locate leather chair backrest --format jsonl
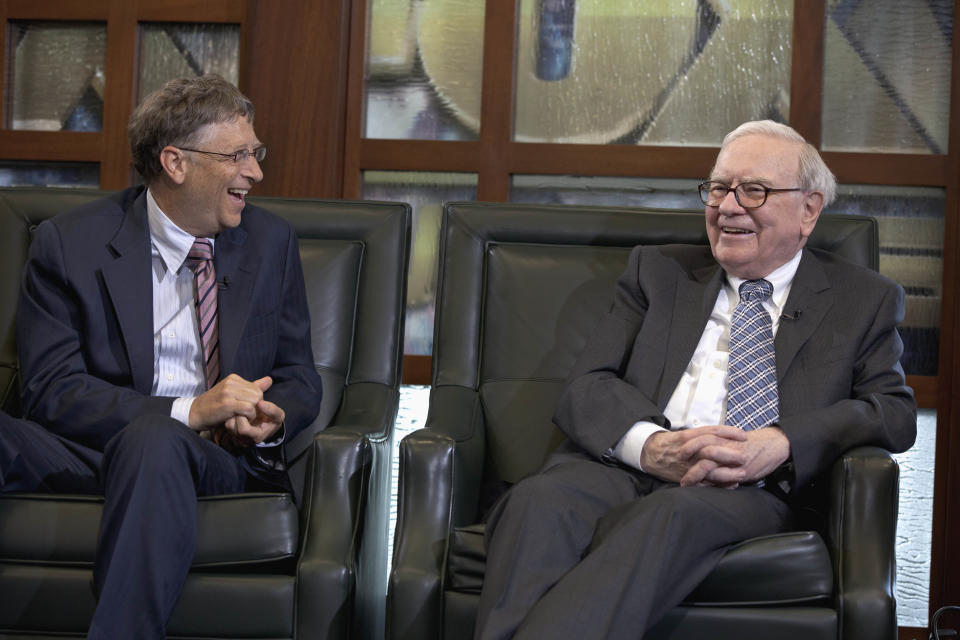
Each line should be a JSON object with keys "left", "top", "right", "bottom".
{"left": 0, "top": 189, "right": 77, "bottom": 416}
{"left": 0, "top": 187, "right": 409, "bottom": 462}
{"left": 246, "top": 195, "right": 409, "bottom": 459}
{"left": 433, "top": 201, "right": 878, "bottom": 490}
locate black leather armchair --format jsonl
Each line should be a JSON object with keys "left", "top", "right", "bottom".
{"left": 388, "top": 201, "right": 900, "bottom": 640}
{"left": 0, "top": 187, "right": 410, "bottom": 640}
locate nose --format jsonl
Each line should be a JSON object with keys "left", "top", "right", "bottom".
{"left": 718, "top": 187, "right": 745, "bottom": 215}
{"left": 243, "top": 155, "right": 263, "bottom": 183}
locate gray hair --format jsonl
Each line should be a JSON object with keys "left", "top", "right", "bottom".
{"left": 720, "top": 120, "right": 837, "bottom": 206}
{"left": 128, "top": 74, "right": 255, "bottom": 183}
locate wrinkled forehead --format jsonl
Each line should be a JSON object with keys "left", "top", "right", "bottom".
{"left": 710, "top": 134, "right": 801, "bottom": 184}
{"left": 191, "top": 115, "right": 258, "bottom": 147}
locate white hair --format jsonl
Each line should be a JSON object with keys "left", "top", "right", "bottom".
{"left": 720, "top": 120, "right": 837, "bottom": 206}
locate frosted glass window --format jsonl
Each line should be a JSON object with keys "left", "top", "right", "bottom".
{"left": 138, "top": 23, "right": 240, "bottom": 103}
{"left": 511, "top": 175, "right": 703, "bottom": 208}
{"left": 361, "top": 171, "right": 478, "bottom": 354}
{"left": 825, "top": 185, "right": 943, "bottom": 377}
{"left": 513, "top": 1, "right": 792, "bottom": 145}
{"left": 0, "top": 162, "right": 99, "bottom": 188}
{"left": 822, "top": 0, "right": 952, "bottom": 154}
{"left": 5, "top": 22, "right": 106, "bottom": 132}
{"left": 894, "top": 408, "right": 936, "bottom": 628}
{"left": 364, "top": 0, "right": 483, "bottom": 140}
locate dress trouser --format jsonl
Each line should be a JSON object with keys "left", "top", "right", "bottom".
{"left": 0, "top": 411, "right": 249, "bottom": 640}
{"left": 475, "top": 449, "right": 794, "bottom": 640}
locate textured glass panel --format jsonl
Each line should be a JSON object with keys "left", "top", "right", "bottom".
{"left": 365, "top": 0, "right": 483, "bottom": 140}
{"left": 822, "top": 0, "right": 952, "bottom": 154}
{"left": 513, "top": 1, "right": 792, "bottom": 145}
{"left": 825, "top": 185, "right": 943, "bottom": 376}
{"left": 0, "top": 161, "right": 99, "bottom": 188}
{"left": 361, "top": 171, "right": 478, "bottom": 354}
{"left": 138, "top": 23, "right": 240, "bottom": 102}
{"left": 511, "top": 175, "right": 703, "bottom": 208}
{"left": 894, "top": 408, "right": 935, "bottom": 627}
{"left": 6, "top": 22, "right": 106, "bottom": 131}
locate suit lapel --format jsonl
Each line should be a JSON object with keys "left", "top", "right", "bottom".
{"left": 101, "top": 192, "right": 154, "bottom": 395}
{"left": 775, "top": 249, "right": 833, "bottom": 382}
{"left": 214, "top": 221, "right": 260, "bottom": 377}
{"left": 657, "top": 263, "right": 724, "bottom": 407}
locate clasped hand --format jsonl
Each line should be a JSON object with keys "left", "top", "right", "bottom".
{"left": 639, "top": 425, "right": 790, "bottom": 488}
{"left": 188, "top": 374, "right": 285, "bottom": 449}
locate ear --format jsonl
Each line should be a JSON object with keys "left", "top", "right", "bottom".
{"left": 800, "top": 191, "right": 824, "bottom": 237}
{"left": 159, "top": 146, "right": 188, "bottom": 185}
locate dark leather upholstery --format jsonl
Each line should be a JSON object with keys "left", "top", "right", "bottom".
{"left": 0, "top": 187, "right": 410, "bottom": 640}
{"left": 388, "top": 201, "right": 900, "bottom": 640}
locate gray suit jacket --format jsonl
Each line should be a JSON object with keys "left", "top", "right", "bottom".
{"left": 553, "top": 243, "right": 917, "bottom": 489}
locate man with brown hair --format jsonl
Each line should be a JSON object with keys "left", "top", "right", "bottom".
{"left": 0, "top": 74, "right": 322, "bottom": 638}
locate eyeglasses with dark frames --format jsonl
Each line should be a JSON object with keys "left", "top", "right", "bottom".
{"left": 698, "top": 180, "right": 804, "bottom": 209}
{"left": 178, "top": 145, "right": 267, "bottom": 164}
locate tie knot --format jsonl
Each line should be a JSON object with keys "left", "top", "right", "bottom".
{"left": 187, "top": 238, "right": 213, "bottom": 267}
{"left": 739, "top": 279, "right": 772, "bottom": 303}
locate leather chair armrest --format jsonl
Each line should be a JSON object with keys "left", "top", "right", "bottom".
{"left": 296, "top": 382, "right": 399, "bottom": 639}
{"left": 422, "top": 385, "right": 486, "bottom": 525}
{"left": 390, "top": 430, "right": 456, "bottom": 640}
{"left": 296, "top": 429, "right": 370, "bottom": 638}
{"left": 329, "top": 382, "right": 400, "bottom": 640}
{"left": 826, "top": 446, "right": 899, "bottom": 640}
{"left": 389, "top": 385, "right": 485, "bottom": 640}
{"left": 329, "top": 381, "right": 400, "bottom": 443}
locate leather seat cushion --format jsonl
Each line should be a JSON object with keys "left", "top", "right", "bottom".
{"left": 446, "top": 523, "right": 833, "bottom": 605}
{"left": 0, "top": 564, "right": 295, "bottom": 636}
{"left": 0, "top": 492, "right": 298, "bottom": 567}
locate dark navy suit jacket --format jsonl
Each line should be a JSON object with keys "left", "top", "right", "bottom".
{"left": 16, "top": 186, "right": 322, "bottom": 463}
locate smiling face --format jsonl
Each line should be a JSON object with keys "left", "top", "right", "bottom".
{"left": 164, "top": 116, "right": 263, "bottom": 237}
{"left": 706, "top": 134, "right": 822, "bottom": 280}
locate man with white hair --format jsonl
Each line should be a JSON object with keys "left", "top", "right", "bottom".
{"left": 475, "top": 120, "right": 917, "bottom": 639}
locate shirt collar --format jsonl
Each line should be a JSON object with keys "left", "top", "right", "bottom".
{"left": 146, "top": 188, "right": 215, "bottom": 273}
{"left": 725, "top": 249, "right": 803, "bottom": 312}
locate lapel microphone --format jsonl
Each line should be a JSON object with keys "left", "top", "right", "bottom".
{"left": 217, "top": 276, "right": 231, "bottom": 290}
{"left": 780, "top": 309, "right": 802, "bottom": 321}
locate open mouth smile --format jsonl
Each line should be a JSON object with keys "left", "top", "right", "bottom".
{"left": 227, "top": 188, "right": 248, "bottom": 204}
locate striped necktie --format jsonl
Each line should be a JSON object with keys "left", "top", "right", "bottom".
{"left": 186, "top": 238, "right": 220, "bottom": 390}
{"left": 726, "top": 279, "right": 779, "bottom": 431}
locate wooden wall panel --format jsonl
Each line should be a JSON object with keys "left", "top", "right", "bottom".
{"left": 99, "top": 0, "right": 138, "bottom": 190}
{"left": 243, "top": 0, "right": 352, "bottom": 198}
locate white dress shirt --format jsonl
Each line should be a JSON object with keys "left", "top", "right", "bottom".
{"left": 146, "top": 189, "right": 210, "bottom": 427}
{"left": 614, "top": 251, "right": 803, "bottom": 471}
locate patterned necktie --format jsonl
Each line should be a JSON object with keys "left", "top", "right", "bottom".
{"left": 726, "top": 279, "right": 778, "bottom": 431}
{"left": 185, "top": 238, "right": 220, "bottom": 390}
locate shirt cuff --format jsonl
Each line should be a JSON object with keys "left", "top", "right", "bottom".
{"left": 256, "top": 423, "right": 285, "bottom": 448}
{"left": 614, "top": 421, "right": 667, "bottom": 472}
{"left": 172, "top": 396, "right": 195, "bottom": 428}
